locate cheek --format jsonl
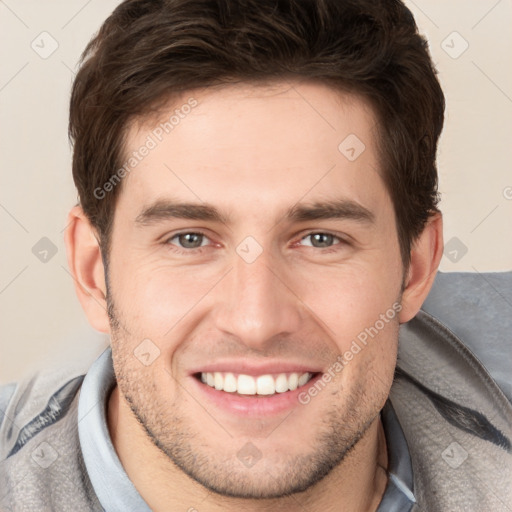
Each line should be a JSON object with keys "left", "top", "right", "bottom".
{"left": 112, "top": 261, "right": 220, "bottom": 340}
{"left": 293, "top": 262, "right": 402, "bottom": 350}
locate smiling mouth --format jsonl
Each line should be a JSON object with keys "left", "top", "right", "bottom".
{"left": 194, "top": 371, "right": 320, "bottom": 396}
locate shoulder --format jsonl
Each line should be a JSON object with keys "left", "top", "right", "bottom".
{"left": 0, "top": 365, "right": 85, "bottom": 462}
{"left": 393, "top": 272, "right": 512, "bottom": 509}
{"left": 420, "top": 271, "right": 512, "bottom": 403}
{"left": 0, "top": 368, "right": 105, "bottom": 511}
{"left": 0, "top": 347, "right": 108, "bottom": 511}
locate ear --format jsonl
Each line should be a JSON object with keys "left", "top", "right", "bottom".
{"left": 64, "top": 205, "right": 110, "bottom": 333}
{"left": 399, "top": 212, "right": 443, "bottom": 323}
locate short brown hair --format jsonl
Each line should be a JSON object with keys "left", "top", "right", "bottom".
{"left": 69, "top": 0, "right": 444, "bottom": 268}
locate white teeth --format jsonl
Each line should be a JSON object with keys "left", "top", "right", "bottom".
{"left": 200, "top": 371, "right": 314, "bottom": 395}
{"left": 223, "top": 372, "right": 237, "bottom": 392}
{"left": 256, "top": 375, "right": 275, "bottom": 395}
{"left": 275, "top": 373, "right": 288, "bottom": 393}
{"left": 288, "top": 373, "right": 299, "bottom": 391}
{"left": 298, "top": 372, "right": 310, "bottom": 387}
{"left": 237, "top": 374, "right": 256, "bottom": 394}
{"left": 214, "top": 372, "right": 223, "bottom": 390}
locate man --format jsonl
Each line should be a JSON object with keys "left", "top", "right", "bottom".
{"left": 1, "top": 0, "right": 511, "bottom": 511}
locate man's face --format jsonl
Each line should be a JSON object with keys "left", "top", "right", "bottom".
{"left": 106, "top": 81, "right": 404, "bottom": 498}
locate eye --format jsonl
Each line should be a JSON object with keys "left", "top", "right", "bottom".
{"left": 299, "top": 232, "right": 342, "bottom": 248}
{"left": 167, "top": 232, "right": 210, "bottom": 249}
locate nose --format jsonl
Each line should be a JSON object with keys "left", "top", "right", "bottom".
{"left": 212, "top": 245, "right": 303, "bottom": 351}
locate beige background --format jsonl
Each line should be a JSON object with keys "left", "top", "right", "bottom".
{"left": 1, "top": 0, "right": 511, "bottom": 384}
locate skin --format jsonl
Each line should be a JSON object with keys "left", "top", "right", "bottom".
{"left": 65, "top": 81, "right": 443, "bottom": 512}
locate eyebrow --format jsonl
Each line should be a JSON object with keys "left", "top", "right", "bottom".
{"left": 286, "top": 200, "right": 375, "bottom": 224}
{"left": 135, "top": 200, "right": 228, "bottom": 226}
{"left": 134, "top": 198, "right": 375, "bottom": 227}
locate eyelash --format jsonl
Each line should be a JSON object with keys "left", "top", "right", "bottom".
{"left": 163, "top": 231, "right": 349, "bottom": 254}
{"left": 164, "top": 231, "right": 212, "bottom": 254}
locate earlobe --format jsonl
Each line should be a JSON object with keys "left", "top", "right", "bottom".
{"left": 399, "top": 213, "right": 444, "bottom": 324}
{"left": 64, "top": 205, "right": 110, "bottom": 333}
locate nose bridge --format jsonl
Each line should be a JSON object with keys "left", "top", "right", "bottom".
{"left": 214, "top": 245, "right": 301, "bottom": 348}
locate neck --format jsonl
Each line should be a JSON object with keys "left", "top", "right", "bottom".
{"left": 108, "top": 385, "right": 389, "bottom": 512}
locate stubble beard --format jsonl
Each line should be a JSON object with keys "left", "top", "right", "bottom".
{"left": 106, "top": 294, "right": 390, "bottom": 500}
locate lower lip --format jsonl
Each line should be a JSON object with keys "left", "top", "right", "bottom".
{"left": 190, "top": 373, "right": 322, "bottom": 416}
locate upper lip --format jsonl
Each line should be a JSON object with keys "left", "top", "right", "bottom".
{"left": 189, "top": 360, "right": 323, "bottom": 377}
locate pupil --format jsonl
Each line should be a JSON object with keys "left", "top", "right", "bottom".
{"left": 312, "top": 233, "right": 333, "bottom": 248}
{"left": 180, "top": 233, "right": 202, "bottom": 248}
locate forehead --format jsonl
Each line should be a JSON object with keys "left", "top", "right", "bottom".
{"left": 117, "top": 81, "right": 388, "bottom": 221}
